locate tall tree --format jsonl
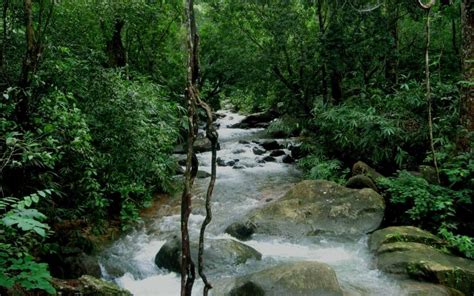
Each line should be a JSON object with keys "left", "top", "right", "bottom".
{"left": 461, "top": 0, "right": 473, "bottom": 137}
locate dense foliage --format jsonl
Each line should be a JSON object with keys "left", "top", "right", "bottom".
{"left": 0, "top": 0, "right": 472, "bottom": 293}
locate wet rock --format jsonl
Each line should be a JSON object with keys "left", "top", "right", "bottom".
{"left": 53, "top": 275, "right": 131, "bottom": 296}
{"left": 346, "top": 174, "right": 378, "bottom": 192}
{"left": 282, "top": 155, "right": 295, "bottom": 164}
{"left": 401, "top": 280, "right": 464, "bottom": 296}
{"left": 217, "top": 157, "right": 227, "bottom": 166}
{"left": 233, "top": 164, "right": 246, "bottom": 169}
{"left": 269, "top": 150, "right": 285, "bottom": 157}
{"left": 352, "top": 161, "right": 383, "bottom": 181}
{"left": 213, "top": 261, "right": 344, "bottom": 296}
{"left": 230, "top": 111, "right": 278, "bottom": 129}
{"left": 196, "top": 170, "right": 211, "bottom": 178}
{"left": 239, "top": 140, "right": 251, "bottom": 145}
{"left": 289, "top": 144, "right": 304, "bottom": 159}
{"left": 155, "top": 237, "right": 262, "bottom": 273}
{"left": 368, "top": 226, "right": 444, "bottom": 252}
{"left": 225, "top": 221, "right": 257, "bottom": 241}
{"left": 370, "top": 226, "right": 474, "bottom": 295}
{"left": 240, "top": 180, "right": 385, "bottom": 238}
{"left": 260, "top": 140, "right": 283, "bottom": 151}
{"left": 252, "top": 147, "right": 266, "bottom": 155}
{"left": 256, "top": 158, "right": 266, "bottom": 164}
{"left": 214, "top": 112, "right": 226, "bottom": 120}
{"left": 263, "top": 156, "right": 276, "bottom": 162}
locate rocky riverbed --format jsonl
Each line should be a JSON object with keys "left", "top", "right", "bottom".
{"left": 95, "top": 109, "right": 473, "bottom": 296}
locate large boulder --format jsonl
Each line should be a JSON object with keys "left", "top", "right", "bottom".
{"left": 240, "top": 180, "right": 385, "bottom": 238}
{"left": 53, "top": 275, "right": 131, "bottom": 296}
{"left": 155, "top": 237, "right": 261, "bottom": 273}
{"left": 213, "top": 261, "right": 344, "bottom": 296}
{"left": 370, "top": 226, "right": 474, "bottom": 295}
{"left": 368, "top": 226, "right": 444, "bottom": 252}
{"left": 400, "top": 280, "right": 464, "bottom": 296}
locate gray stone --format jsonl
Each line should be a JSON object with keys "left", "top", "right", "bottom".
{"left": 225, "top": 221, "right": 257, "bottom": 241}
{"left": 53, "top": 275, "right": 132, "bottom": 296}
{"left": 370, "top": 226, "right": 474, "bottom": 295}
{"left": 155, "top": 237, "right": 262, "bottom": 273}
{"left": 241, "top": 180, "right": 385, "bottom": 238}
{"left": 213, "top": 261, "right": 344, "bottom": 296}
{"left": 346, "top": 174, "right": 378, "bottom": 192}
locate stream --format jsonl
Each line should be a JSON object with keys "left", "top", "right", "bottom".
{"left": 98, "top": 110, "right": 406, "bottom": 295}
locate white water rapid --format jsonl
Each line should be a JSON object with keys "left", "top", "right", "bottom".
{"left": 98, "top": 110, "right": 406, "bottom": 296}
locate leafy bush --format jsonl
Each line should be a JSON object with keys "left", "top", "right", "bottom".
{"left": 379, "top": 171, "right": 473, "bottom": 258}
{"left": 307, "top": 80, "right": 459, "bottom": 171}
{"left": 78, "top": 71, "right": 180, "bottom": 227}
{"left": 298, "top": 155, "right": 349, "bottom": 184}
{"left": 0, "top": 191, "right": 56, "bottom": 294}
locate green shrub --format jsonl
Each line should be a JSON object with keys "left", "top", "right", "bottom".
{"left": 379, "top": 171, "right": 473, "bottom": 258}
{"left": 0, "top": 191, "right": 56, "bottom": 294}
{"left": 298, "top": 155, "right": 349, "bottom": 184}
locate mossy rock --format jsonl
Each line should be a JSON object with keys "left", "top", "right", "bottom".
{"left": 241, "top": 180, "right": 385, "bottom": 238}
{"left": 400, "top": 280, "right": 464, "bottom": 296}
{"left": 351, "top": 161, "right": 383, "bottom": 181}
{"left": 53, "top": 275, "right": 131, "bottom": 296}
{"left": 155, "top": 237, "right": 261, "bottom": 273}
{"left": 368, "top": 226, "right": 444, "bottom": 252}
{"left": 213, "top": 261, "right": 344, "bottom": 296}
{"left": 373, "top": 241, "right": 474, "bottom": 294}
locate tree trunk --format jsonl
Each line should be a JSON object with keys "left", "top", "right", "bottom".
{"left": 106, "top": 19, "right": 127, "bottom": 68}
{"left": 385, "top": 1, "right": 399, "bottom": 86}
{"left": 461, "top": 0, "right": 474, "bottom": 136}
{"left": 330, "top": 71, "right": 342, "bottom": 104}
{"left": 15, "top": 0, "right": 36, "bottom": 125}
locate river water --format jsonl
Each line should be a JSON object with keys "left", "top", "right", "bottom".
{"left": 98, "top": 110, "right": 405, "bottom": 295}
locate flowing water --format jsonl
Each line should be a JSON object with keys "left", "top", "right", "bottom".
{"left": 98, "top": 110, "right": 406, "bottom": 295}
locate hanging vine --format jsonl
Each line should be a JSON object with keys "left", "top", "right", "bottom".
{"left": 182, "top": 0, "right": 218, "bottom": 295}
{"left": 417, "top": 0, "right": 441, "bottom": 183}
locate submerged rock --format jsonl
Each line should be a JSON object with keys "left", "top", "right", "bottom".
{"left": 53, "top": 275, "right": 132, "bottom": 296}
{"left": 154, "top": 237, "right": 261, "bottom": 273}
{"left": 370, "top": 226, "right": 474, "bottom": 295}
{"left": 213, "top": 261, "right": 344, "bottom": 296}
{"left": 239, "top": 180, "right": 385, "bottom": 238}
